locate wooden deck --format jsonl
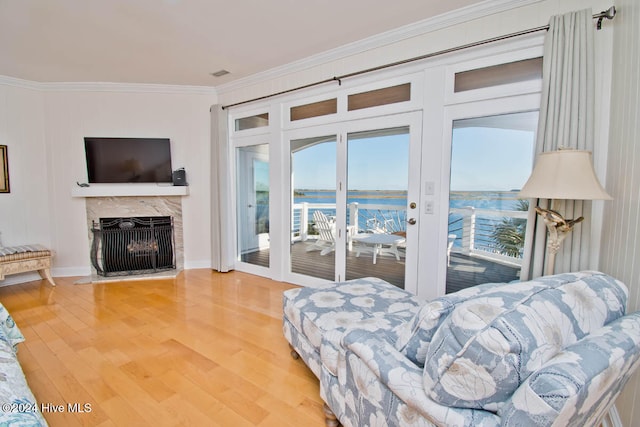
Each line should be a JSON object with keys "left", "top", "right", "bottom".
{"left": 445, "top": 252, "right": 520, "bottom": 293}
{"left": 241, "top": 241, "right": 520, "bottom": 293}
{"left": 242, "top": 241, "right": 406, "bottom": 288}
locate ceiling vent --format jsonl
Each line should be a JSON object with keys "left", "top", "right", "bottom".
{"left": 210, "top": 69, "right": 230, "bottom": 77}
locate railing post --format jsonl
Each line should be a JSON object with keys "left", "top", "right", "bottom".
{"left": 468, "top": 207, "right": 476, "bottom": 254}
{"left": 461, "top": 207, "right": 475, "bottom": 255}
{"left": 300, "top": 203, "right": 309, "bottom": 241}
{"left": 349, "top": 202, "right": 359, "bottom": 232}
{"left": 348, "top": 202, "right": 359, "bottom": 251}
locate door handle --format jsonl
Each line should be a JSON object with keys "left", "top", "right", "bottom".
{"left": 407, "top": 218, "right": 416, "bottom": 225}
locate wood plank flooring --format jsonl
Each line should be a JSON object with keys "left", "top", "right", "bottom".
{"left": 0, "top": 270, "right": 324, "bottom": 427}
{"left": 242, "top": 242, "right": 521, "bottom": 293}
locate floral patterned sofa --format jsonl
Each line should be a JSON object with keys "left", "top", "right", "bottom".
{"left": 0, "top": 303, "right": 48, "bottom": 426}
{"left": 283, "top": 271, "right": 640, "bottom": 426}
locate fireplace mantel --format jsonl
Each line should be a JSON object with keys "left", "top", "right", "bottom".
{"left": 72, "top": 183, "right": 189, "bottom": 198}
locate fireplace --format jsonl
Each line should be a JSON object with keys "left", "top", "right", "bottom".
{"left": 81, "top": 195, "right": 185, "bottom": 280}
{"left": 90, "top": 216, "right": 176, "bottom": 276}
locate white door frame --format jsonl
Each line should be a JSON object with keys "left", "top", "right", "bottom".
{"left": 428, "top": 93, "right": 541, "bottom": 299}
{"left": 282, "top": 111, "right": 423, "bottom": 290}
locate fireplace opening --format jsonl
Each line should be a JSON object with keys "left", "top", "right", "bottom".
{"left": 90, "top": 216, "right": 175, "bottom": 276}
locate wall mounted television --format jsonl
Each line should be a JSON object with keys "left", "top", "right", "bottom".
{"left": 84, "top": 137, "right": 173, "bottom": 184}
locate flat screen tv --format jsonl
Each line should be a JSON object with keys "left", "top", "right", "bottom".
{"left": 84, "top": 137, "right": 173, "bottom": 184}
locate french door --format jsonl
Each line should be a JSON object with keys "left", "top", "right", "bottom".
{"left": 236, "top": 143, "right": 270, "bottom": 266}
{"left": 285, "top": 112, "right": 422, "bottom": 290}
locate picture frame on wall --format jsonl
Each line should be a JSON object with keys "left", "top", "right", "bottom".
{"left": 0, "top": 145, "right": 9, "bottom": 193}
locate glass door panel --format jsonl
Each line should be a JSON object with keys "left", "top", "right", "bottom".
{"left": 290, "top": 135, "right": 337, "bottom": 280}
{"left": 447, "top": 111, "right": 537, "bottom": 293}
{"left": 236, "top": 144, "right": 270, "bottom": 266}
{"left": 346, "top": 127, "right": 410, "bottom": 288}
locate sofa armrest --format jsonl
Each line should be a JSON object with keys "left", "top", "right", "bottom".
{"left": 499, "top": 311, "right": 640, "bottom": 427}
{"left": 0, "top": 303, "right": 25, "bottom": 351}
{"left": 342, "top": 328, "right": 500, "bottom": 427}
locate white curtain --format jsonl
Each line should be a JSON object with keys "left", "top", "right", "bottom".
{"left": 529, "top": 8, "right": 595, "bottom": 277}
{"left": 210, "top": 105, "right": 235, "bottom": 272}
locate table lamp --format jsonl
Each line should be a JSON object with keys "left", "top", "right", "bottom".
{"left": 519, "top": 149, "right": 612, "bottom": 275}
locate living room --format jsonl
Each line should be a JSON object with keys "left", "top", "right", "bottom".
{"left": 1, "top": 0, "right": 639, "bottom": 425}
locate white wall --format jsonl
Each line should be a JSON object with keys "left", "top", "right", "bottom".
{"left": 0, "top": 82, "right": 50, "bottom": 249}
{"left": 218, "top": 0, "right": 613, "bottom": 106}
{"left": 0, "top": 80, "right": 217, "bottom": 280}
{"left": 600, "top": 0, "right": 640, "bottom": 424}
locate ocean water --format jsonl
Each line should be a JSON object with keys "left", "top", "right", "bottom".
{"left": 294, "top": 189, "right": 524, "bottom": 210}
{"left": 293, "top": 189, "right": 527, "bottom": 253}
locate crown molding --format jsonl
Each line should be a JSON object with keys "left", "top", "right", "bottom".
{"left": 217, "top": 0, "right": 544, "bottom": 95}
{"left": 41, "top": 81, "right": 217, "bottom": 95}
{"left": 0, "top": 75, "right": 217, "bottom": 96}
{"left": 0, "top": 75, "right": 42, "bottom": 90}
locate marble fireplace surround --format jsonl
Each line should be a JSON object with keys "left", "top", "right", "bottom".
{"left": 74, "top": 185, "right": 188, "bottom": 281}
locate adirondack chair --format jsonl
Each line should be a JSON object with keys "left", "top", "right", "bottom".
{"left": 306, "top": 211, "right": 336, "bottom": 255}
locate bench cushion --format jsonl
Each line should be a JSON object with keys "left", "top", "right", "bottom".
{"left": 0, "top": 245, "right": 51, "bottom": 261}
{"left": 283, "top": 277, "right": 422, "bottom": 377}
{"left": 423, "top": 271, "right": 628, "bottom": 412}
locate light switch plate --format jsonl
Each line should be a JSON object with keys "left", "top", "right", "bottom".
{"left": 425, "top": 200, "right": 435, "bottom": 214}
{"left": 425, "top": 181, "right": 435, "bottom": 196}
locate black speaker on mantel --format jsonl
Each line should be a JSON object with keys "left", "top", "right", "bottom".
{"left": 172, "top": 168, "right": 187, "bottom": 186}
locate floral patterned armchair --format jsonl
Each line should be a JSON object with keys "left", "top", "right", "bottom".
{"left": 283, "top": 271, "right": 640, "bottom": 426}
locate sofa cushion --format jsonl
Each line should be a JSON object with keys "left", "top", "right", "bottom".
{"left": 394, "top": 280, "right": 511, "bottom": 367}
{"left": 423, "top": 271, "right": 628, "bottom": 412}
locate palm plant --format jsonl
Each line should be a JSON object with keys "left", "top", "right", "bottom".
{"left": 491, "top": 199, "right": 529, "bottom": 258}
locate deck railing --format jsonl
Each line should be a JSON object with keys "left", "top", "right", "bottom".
{"left": 448, "top": 207, "right": 527, "bottom": 266}
{"left": 292, "top": 202, "right": 406, "bottom": 241}
{"left": 292, "top": 202, "right": 526, "bottom": 266}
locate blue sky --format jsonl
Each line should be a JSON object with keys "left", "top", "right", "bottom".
{"left": 450, "top": 127, "right": 535, "bottom": 191}
{"left": 293, "top": 134, "right": 409, "bottom": 191}
{"left": 291, "top": 126, "right": 535, "bottom": 192}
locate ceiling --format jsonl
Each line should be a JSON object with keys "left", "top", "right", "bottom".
{"left": 0, "top": 0, "right": 487, "bottom": 87}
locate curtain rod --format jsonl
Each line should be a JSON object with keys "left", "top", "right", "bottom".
{"left": 222, "top": 7, "right": 616, "bottom": 110}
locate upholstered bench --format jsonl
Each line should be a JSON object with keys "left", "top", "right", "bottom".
{"left": 0, "top": 245, "right": 56, "bottom": 286}
{"left": 283, "top": 277, "right": 423, "bottom": 379}
{"left": 282, "top": 277, "right": 424, "bottom": 425}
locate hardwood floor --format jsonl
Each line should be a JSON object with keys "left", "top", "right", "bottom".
{"left": 0, "top": 270, "right": 324, "bottom": 426}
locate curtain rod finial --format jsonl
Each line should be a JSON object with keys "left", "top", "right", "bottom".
{"left": 597, "top": 6, "right": 616, "bottom": 30}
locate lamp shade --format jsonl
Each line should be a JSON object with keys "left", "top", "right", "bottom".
{"left": 519, "top": 150, "right": 612, "bottom": 200}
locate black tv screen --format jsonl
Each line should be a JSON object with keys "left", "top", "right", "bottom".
{"left": 84, "top": 137, "right": 173, "bottom": 184}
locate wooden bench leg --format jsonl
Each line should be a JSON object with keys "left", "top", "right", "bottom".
{"left": 37, "top": 268, "right": 56, "bottom": 286}
{"left": 289, "top": 344, "right": 300, "bottom": 360}
{"left": 323, "top": 403, "right": 340, "bottom": 427}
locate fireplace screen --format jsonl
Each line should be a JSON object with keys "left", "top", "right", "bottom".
{"left": 90, "top": 216, "right": 175, "bottom": 276}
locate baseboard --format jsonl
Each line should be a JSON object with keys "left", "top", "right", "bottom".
{"left": 184, "top": 260, "right": 212, "bottom": 269}
{"left": 0, "top": 272, "right": 41, "bottom": 287}
{"left": 1, "top": 264, "right": 211, "bottom": 287}
{"left": 52, "top": 266, "right": 92, "bottom": 277}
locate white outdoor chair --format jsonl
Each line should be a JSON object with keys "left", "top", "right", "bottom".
{"left": 306, "top": 211, "right": 336, "bottom": 255}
